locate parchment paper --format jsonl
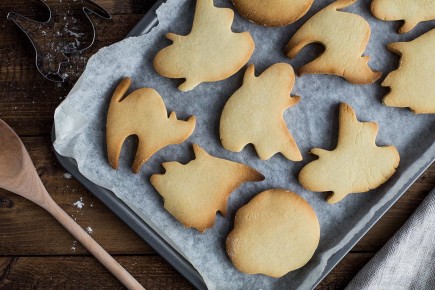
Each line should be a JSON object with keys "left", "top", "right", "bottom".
{"left": 53, "top": 0, "right": 435, "bottom": 289}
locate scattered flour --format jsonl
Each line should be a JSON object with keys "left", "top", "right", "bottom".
{"left": 71, "top": 240, "right": 77, "bottom": 252}
{"left": 85, "top": 226, "right": 93, "bottom": 234}
{"left": 73, "top": 197, "right": 84, "bottom": 209}
{"left": 63, "top": 172, "right": 72, "bottom": 179}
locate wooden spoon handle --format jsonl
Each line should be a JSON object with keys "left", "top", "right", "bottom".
{"left": 44, "top": 196, "right": 145, "bottom": 290}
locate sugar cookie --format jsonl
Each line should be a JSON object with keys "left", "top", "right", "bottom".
{"left": 371, "top": 0, "right": 435, "bottom": 33}
{"left": 106, "top": 78, "right": 196, "bottom": 173}
{"left": 150, "top": 144, "right": 264, "bottom": 232}
{"left": 285, "top": 0, "right": 381, "bottom": 84}
{"left": 153, "top": 0, "right": 254, "bottom": 92}
{"left": 226, "top": 189, "right": 320, "bottom": 277}
{"left": 299, "top": 103, "right": 400, "bottom": 204}
{"left": 231, "top": 0, "right": 314, "bottom": 26}
{"left": 220, "top": 63, "right": 302, "bottom": 161}
{"left": 382, "top": 29, "right": 435, "bottom": 114}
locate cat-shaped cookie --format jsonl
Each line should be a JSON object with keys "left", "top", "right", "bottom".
{"left": 106, "top": 78, "right": 196, "bottom": 173}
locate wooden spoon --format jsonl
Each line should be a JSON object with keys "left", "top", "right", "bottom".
{"left": 0, "top": 119, "right": 145, "bottom": 290}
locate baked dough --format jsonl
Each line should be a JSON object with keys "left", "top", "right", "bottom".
{"left": 382, "top": 29, "right": 435, "bottom": 114}
{"left": 150, "top": 144, "right": 264, "bottom": 232}
{"left": 153, "top": 0, "right": 254, "bottom": 92}
{"left": 371, "top": 0, "right": 435, "bottom": 33}
{"left": 299, "top": 103, "right": 400, "bottom": 204}
{"left": 231, "top": 0, "right": 314, "bottom": 26}
{"left": 285, "top": 0, "right": 381, "bottom": 84}
{"left": 226, "top": 189, "right": 320, "bottom": 277}
{"left": 220, "top": 63, "right": 302, "bottom": 161}
{"left": 106, "top": 78, "right": 195, "bottom": 173}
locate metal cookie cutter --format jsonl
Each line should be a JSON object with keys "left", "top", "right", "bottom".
{"left": 7, "top": 0, "right": 111, "bottom": 82}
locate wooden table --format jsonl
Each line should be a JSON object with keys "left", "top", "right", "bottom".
{"left": 0, "top": 1, "right": 433, "bottom": 289}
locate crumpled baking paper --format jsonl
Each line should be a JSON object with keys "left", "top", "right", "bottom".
{"left": 53, "top": 0, "right": 435, "bottom": 289}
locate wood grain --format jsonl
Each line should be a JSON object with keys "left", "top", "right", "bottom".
{"left": 0, "top": 253, "right": 374, "bottom": 289}
{"left": 0, "top": 0, "right": 434, "bottom": 289}
{"left": 0, "top": 255, "right": 193, "bottom": 289}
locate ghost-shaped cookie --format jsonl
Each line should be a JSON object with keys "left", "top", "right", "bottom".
{"left": 153, "top": 0, "right": 254, "bottom": 92}
{"left": 220, "top": 63, "right": 302, "bottom": 161}
{"left": 150, "top": 144, "right": 264, "bottom": 232}
{"left": 371, "top": 0, "right": 435, "bottom": 33}
{"left": 382, "top": 29, "right": 435, "bottom": 114}
{"left": 299, "top": 103, "right": 400, "bottom": 204}
{"left": 106, "top": 78, "right": 196, "bottom": 173}
{"left": 285, "top": 0, "right": 381, "bottom": 84}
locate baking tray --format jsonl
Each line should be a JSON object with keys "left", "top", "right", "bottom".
{"left": 52, "top": 1, "right": 434, "bottom": 289}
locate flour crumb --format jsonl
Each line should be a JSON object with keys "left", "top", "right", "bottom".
{"left": 63, "top": 172, "right": 72, "bottom": 179}
{"left": 73, "top": 197, "right": 84, "bottom": 209}
{"left": 71, "top": 240, "right": 77, "bottom": 252}
{"left": 85, "top": 226, "right": 93, "bottom": 234}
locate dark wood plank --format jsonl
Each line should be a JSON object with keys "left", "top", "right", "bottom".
{"left": 0, "top": 255, "right": 193, "bottom": 289}
{"left": 0, "top": 253, "right": 375, "bottom": 289}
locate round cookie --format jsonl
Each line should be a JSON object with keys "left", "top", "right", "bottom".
{"left": 231, "top": 0, "right": 314, "bottom": 26}
{"left": 226, "top": 189, "right": 320, "bottom": 277}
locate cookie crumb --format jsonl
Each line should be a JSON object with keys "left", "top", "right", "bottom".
{"left": 71, "top": 240, "right": 77, "bottom": 252}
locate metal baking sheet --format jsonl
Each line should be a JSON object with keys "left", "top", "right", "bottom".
{"left": 52, "top": 0, "right": 435, "bottom": 289}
